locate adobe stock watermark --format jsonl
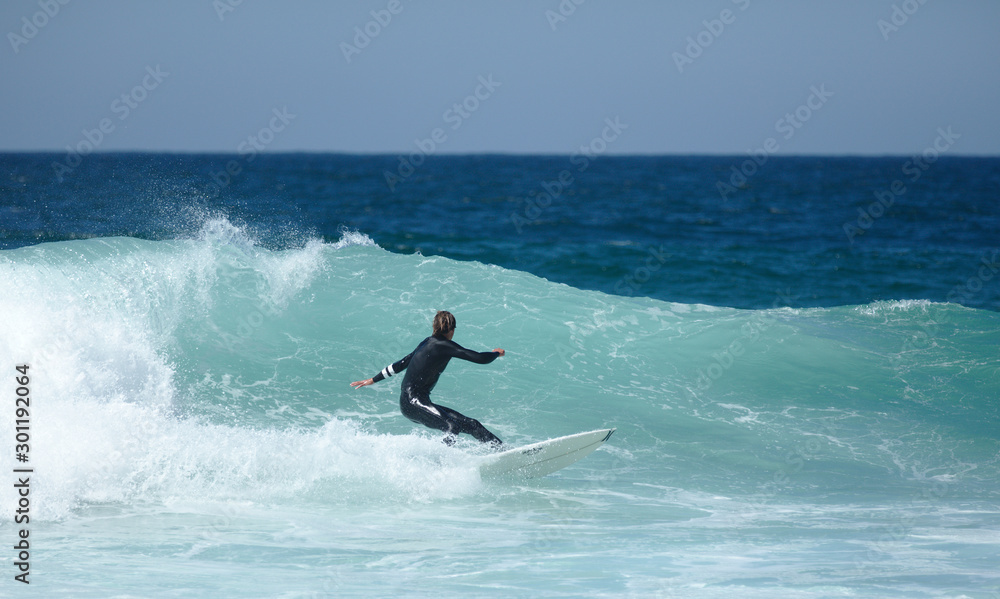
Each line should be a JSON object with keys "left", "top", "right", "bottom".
{"left": 509, "top": 116, "right": 627, "bottom": 233}
{"left": 738, "top": 418, "right": 840, "bottom": 526}
{"left": 852, "top": 461, "right": 961, "bottom": 574}
{"left": 614, "top": 245, "right": 668, "bottom": 297}
{"left": 716, "top": 84, "right": 833, "bottom": 200}
{"left": 204, "top": 106, "right": 296, "bottom": 196}
{"left": 212, "top": 0, "right": 246, "bottom": 22}
{"left": 946, "top": 249, "right": 999, "bottom": 306}
{"left": 692, "top": 288, "right": 798, "bottom": 396}
{"left": 843, "top": 126, "right": 959, "bottom": 244}
{"left": 672, "top": 0, "right": 751, "bottom": 74}
{"left": 877, "top": 0, "right": 932, "bottom": 41}
{"left": 517, "top": 450, "right": 624, "bottom": 566}
{"left": 544, "top": 0, "right": 587, "bottom": 31}
{"left": 51, "top": 65, "right": 170, "bottom": 182}
{"left": 383, "top": 74, "right": 501, "bottom": 192}
{"left": 7, "top": 0, "right": 71, "bottom": 55}
{"left": 340, "top": 0, "right": 404, "bottom": 63}
{"left": 890, "top": 249, "right": 999, "bottom": 372}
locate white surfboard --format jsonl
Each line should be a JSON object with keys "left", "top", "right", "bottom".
{"left": 478, "top": 428, "right": 615, "bottom": 479}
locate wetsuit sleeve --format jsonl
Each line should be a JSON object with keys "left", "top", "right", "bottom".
{"left": 446, "top": 341, "right": 500, "bottom": 364}
{"left": 371, "top": 352, "right": 412, "bottom": 383}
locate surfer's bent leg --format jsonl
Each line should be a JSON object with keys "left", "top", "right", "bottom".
{"left": 434, "top": 403, "right": 503, "bottom": 447}
{"left": 400, "top": 392, "right": 502, "bottom": 447}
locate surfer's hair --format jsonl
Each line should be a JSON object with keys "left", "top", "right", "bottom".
{"left": 433, "top": 310, "right": 456, "bottom": 337}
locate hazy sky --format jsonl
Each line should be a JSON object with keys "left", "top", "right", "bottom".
{"left": 3, "top": 0, "right": 998, "bottom": 155}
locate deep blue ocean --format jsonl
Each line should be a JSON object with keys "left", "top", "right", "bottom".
{"left": 1, "top": 153, "right": 998, "bottom": 598}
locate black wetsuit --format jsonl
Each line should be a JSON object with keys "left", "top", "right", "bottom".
{"left": 371, "top": 335, "right": 503, "bottom": 446}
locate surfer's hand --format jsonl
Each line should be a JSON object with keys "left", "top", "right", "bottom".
{"left": 351, "top": 378, "right": 374, "bottom": 389}
{"left": 493, "top": 348, "right": 505, "bottom": 357}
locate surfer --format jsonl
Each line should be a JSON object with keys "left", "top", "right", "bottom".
{"left": 351, "top": 311, "right": 505, "bottom": 448}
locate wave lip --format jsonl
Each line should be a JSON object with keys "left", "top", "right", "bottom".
{"left": 328, "top": 228, "right": 378, "bottom": 250}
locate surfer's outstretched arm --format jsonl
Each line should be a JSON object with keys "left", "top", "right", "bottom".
{"left": 351, "top": 352, "right": 413, "bottom": 389}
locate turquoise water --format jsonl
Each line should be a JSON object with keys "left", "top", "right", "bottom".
{"left": 1, "top": 221, "right": 997, "bottom": 597}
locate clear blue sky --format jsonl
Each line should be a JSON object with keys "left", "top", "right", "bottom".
{"left": 2, "top": 0, "right": 998, "bottom": 155}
